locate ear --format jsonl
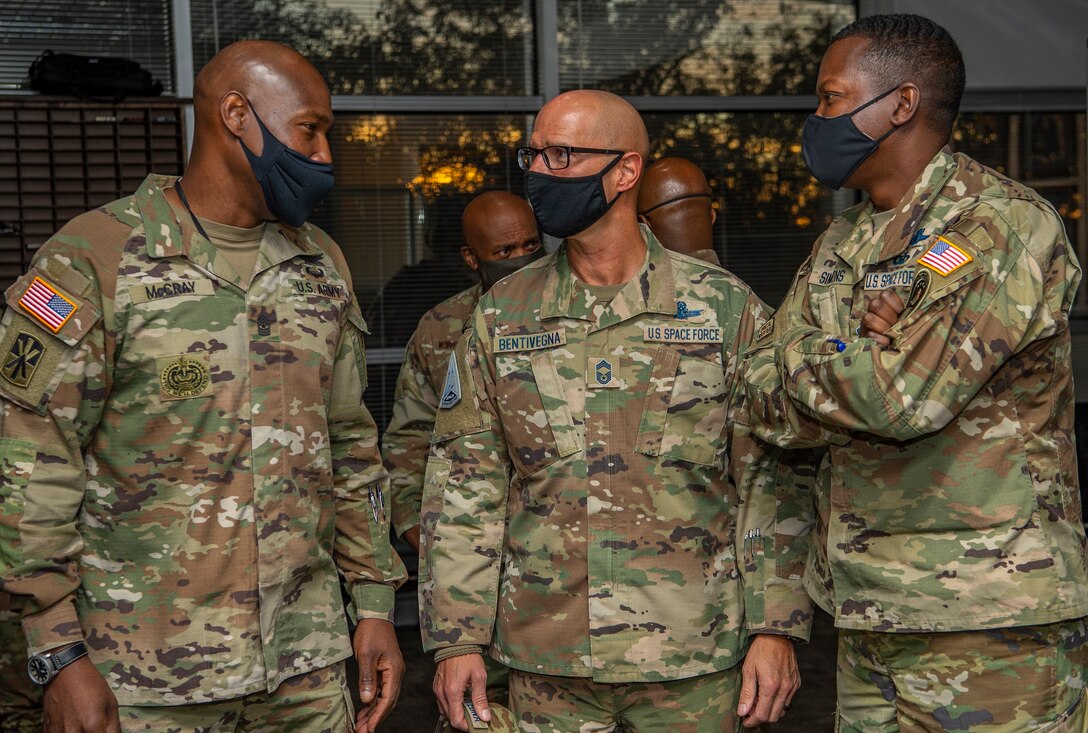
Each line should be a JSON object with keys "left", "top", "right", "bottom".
{"left": 613, "top": 152, "right": 643, "bottom": 193}
{"left": 890, "top": 84, "right": 920, "bottom": 126}
{"left": 461, "top": 245, "right": 479, "bottom": 271}
{"left": 221, "top": 91, "right": 250, "bottom": 140}
{"left": 710, "top": 207, "right": 717, "bottom": 226}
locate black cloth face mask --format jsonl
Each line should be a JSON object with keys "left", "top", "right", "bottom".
{"left": 801, "top": 85, "right": 900, "bottom": 190}
{"left": 525, "top": 154, "right": 624, "bottom": 239}
{"left": 476, "top": 247, "right": 546, "bottom": 291}
{"left": 239, "top": 102, "right": 335, "bottom": 227}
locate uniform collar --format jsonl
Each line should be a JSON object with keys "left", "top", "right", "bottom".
{"left": 134, "top": 174, "right": 322, "bottom": 286}
{"left": 833, "top": 148, "right": 957, "bottom": 267}
{"left": 539, "top": 224, "right": 676, "bottom": 325}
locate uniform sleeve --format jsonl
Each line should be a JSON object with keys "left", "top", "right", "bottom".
{"left": 382, "top": 326, "right": 439, "bottom": 538}
{"left": 331, "top": 300, "right": 407, "bottom": 623}
{"left": 419, "top": 304, "right": 509, "bottom": 653}
{"left": 774, "top": 202, "right": 1076, "bottom": 441}
{"left": 729, "top": 293, "right": 814, "bottom": 641}
{"left": 0, "top": 228, "right": 112, "bottom": 654}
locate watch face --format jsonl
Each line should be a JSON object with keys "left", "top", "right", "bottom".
{"left": 27, "top": 655, "right": 51, "bottom": 684}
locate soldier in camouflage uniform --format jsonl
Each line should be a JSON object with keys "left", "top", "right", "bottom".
{"left": 385, "top": 191, "right": 543, "bottom": 554}
{"left": 384, "top": 190, "right": 542, "bottom": 708}
{"left": 0, "top": 41, "right": 404, "bottom": 732}
{"left": 420, "top": 90, "right": 813, "bottom": 733}
{"left": 637, "top": 157, "right": 721, "bottom": 267}
{"left": 743, "top": 15, "right": 1088, "bottom": 732}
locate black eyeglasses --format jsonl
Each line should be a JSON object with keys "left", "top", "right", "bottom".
{"left": 516, "top": 145, "right": 622, "bottom": 171}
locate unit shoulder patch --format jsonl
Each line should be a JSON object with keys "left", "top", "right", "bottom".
{"left": 439, "top": 353, "right": 461, "bottom": 409}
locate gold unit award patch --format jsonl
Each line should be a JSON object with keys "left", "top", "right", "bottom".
{"left": 158, "top": 354, "right": 212, "bottom": 400}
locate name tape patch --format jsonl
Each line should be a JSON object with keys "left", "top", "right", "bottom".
{"left": 289, "top": 278, "right": 346, "bottom": 299}
{"left": 129, "top": 279, "right": 215, "bottom": 304}
{"left": 493, "top": 329, "right": 566, "bottom": 353}
{"left": 643, "top": 325, "right": 722, "bottom": 344}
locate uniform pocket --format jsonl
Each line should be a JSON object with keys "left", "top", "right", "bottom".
{"left": 636, "top": 349, "right": 727, "bottom": 467}
{"left": 494, "top": 350, "right": 580, "bottom": 478}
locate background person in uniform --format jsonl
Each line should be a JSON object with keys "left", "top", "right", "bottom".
{"left": 383, "top": 190, "right": 542, "bottom": 708}
{"left": 384, "top": 190, "right": 543, "bottom": 555}
{"left": 420, "top": 89, "right": 813, "bottom": 732}
{"left": 743, "top": 14, "right": 1088, "bottom": 732}
{"left": 636, "top": 157, "right": 720, "bottom": 266}
{"left": 0, "top": 40, "right": 405, "bottom": 733}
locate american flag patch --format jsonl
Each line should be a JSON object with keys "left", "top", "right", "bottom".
{"left": 918, "top": 237, "right": 972, "bottom": 276}
{"left": 18, "top": 277, "right": 78, "bottom": 333}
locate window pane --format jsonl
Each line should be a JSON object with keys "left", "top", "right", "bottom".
{"left": 313, "top": 113, "right": 531, "bottom": 429}
{"left": 190, "top": 0, "right": 536, "bottom": 95}
{"left": 643, "top": 111, "right": 839, "bottom": 306}
{"left": 0, "top": 0, "right": 175, "bottom": 94}
{"left": 558, "top": 0, "right": 853, "bottom": 95}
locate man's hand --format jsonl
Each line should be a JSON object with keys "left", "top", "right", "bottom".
{"left": 42, "top": 655, "right": 120, "bottom": 733}
{"left": 737, "top": 634, "right": 800, "bottom": 728}
{"left": 402, "top": 525, "right": 421, "bottom": 554}
{"left": 861, "top": 289, "right": 905, "bottom": 347}
{"left": 433, "top": 654, "right": 488, "bottom": 732}
{"left": 353, "top": 619, "right": 405, "bottom": 733}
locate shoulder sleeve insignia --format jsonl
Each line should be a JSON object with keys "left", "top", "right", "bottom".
{"left": 439, "top": 353, "right": 461, "bottom": 409}
{"left": 2, "top": 332, "right": 46, "bottom": 388}
{"left": 18, "top": 277, "right": 79, "bottom": 334}
{"left": 918, "top": 237, "right": 973, "bottom": 276}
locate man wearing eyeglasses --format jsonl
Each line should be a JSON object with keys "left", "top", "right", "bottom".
{"left": 637, "top": 157, "right": 721, "bottom": 267}
{"left": 419, "top": 89, "right": 813, "bottom": 732}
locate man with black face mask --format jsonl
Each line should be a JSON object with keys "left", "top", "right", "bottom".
{"left": 419, "top": 90, "right": 813, "bottom": 732}
{"left": 743, "top": 14, "right": 1088, "bottom": 732}
{"left": 0, "top": 40, "right": 406, "bottom": 732}
{"left": 383, "top": 190, "right": 541, "bottom": 710}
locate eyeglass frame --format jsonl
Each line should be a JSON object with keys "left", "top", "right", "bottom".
{"left": 516, "top": 145, "right": 624, "bottom": 172}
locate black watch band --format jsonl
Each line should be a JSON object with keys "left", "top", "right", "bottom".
{"left": 27, "top": 641, "right": 89, "bottom": 685}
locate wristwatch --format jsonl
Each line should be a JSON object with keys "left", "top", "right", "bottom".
{"left": 27, "top": 641, "right": 89, "bottom": 685}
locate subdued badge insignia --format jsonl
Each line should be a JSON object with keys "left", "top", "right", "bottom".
{"left": 756, "top": 318, "right": 774, "bottom": 343}
{"left": 595, "top": 358, "right": 612, "bottom": 386}
{"left": 674, "top": 300, "right": 703, "bottom": 320}
{"left": 160, "top": 355, "right": 210, "bottom": 399}
{"left": 2, "top": 332, "right": 45, "bottom": 388}
{"left": 906, "top": 268, "right": 931, "bottom": 310}
{"left": 439, "top": 354, "right": 461, "bottom": 409}
{"left": 306, "top": 265, "right": 325, "bottom": 279}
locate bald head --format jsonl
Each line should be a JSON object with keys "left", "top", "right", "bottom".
{"left": 460, "top": 192, "right": 541, "bottom": 287}
{"left": 535, "top": 90, "right": 650, "bottom": 161}
{"left": 636, "top": 157, "right": 717, "bottom": 260}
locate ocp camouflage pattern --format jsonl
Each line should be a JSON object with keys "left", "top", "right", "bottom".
{"left": 420, "top": 228, "right": 813, "bottom": 683}
{"left": 0, "top": 174, "right": 404, "bottom": 705}
{"left": 743, "top": 149, "right": 1088, "bottom": 632}
{"left": 383, "top": 284, "right": 480, "bottom": 537}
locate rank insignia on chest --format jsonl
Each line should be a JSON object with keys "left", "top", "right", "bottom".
{"left": 918, "top": 237, "right": 972, "bottom": 276}
{"left": 18, "top": 277, "right": 78, "bottom": 334}
{"left": 256, "top": 311, "right": 273, "bottom": 337}
{"left": 588, "top": 355, "right": 618, "bottom": 389}
{"left": 1, "top": 332, "right": 45, "bottom": 388}
{"left": 439, "top": 354, "right": 461, "bottom": 408}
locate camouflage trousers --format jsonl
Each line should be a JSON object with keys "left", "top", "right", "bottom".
{"left": 0, "top": 608, "right": 41, "bottom": 733}
{"left": 508, "top": 666, "right": 741, "bottom": 732}
{"left": 836, "top": 618, "right": 1088, "bottom": 733}
{"left": 120, "top": 661, "right": 354, "bottom": 733}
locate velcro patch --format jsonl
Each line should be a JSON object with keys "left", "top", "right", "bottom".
{"left": 588, "top": 354, "right": 618, "bottom": 389}
{"left": 0, "top": 313, "right": 69, "bottom": 414}
{"left": 1, "top": 332, "right": 46, "bottom": 388}
{"left": 493, "top": 329, "right": 566, "bottom": 353}
{"left": 129, "top": 279, "right": 214, "bottom": 304}
{"left": 18, "top": 277, "right": 78, "bottom": 334}
{"left": 439, "top": 353, "right": 461, "bottom": 408}
{"left": 157, "top": 353, "right": 212, "bottom": 401}
{"left": 643, "top": 325, "right": 723, "bottom": 344}
{"left": 288, "top": 278, "right": 347, "bottom": 299}
{"left": 863, "top": 267, "right": 914, "bottom": 290}
{"left": 918, "top": 237, "right": 972, "bottom": 276}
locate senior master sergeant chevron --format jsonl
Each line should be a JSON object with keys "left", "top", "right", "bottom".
{"left": 419, "top": 89, "right": 815, "bottom": 733}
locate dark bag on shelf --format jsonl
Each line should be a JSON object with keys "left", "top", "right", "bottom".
{"left": 27, "top": 50, "right": 163, "bottom": 102}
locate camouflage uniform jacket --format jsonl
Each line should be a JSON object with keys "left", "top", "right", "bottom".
{"left": 384, "top": 284, "right": 481, "bottom": 537}
{"left": 744, "top": 150, "right": 1088, "bottom": 632}
{"left": 0, "top": 174, "right": 405, "bottom": 705}
{"left": 420, "top": 228, "right": 813, "bottom": 683}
